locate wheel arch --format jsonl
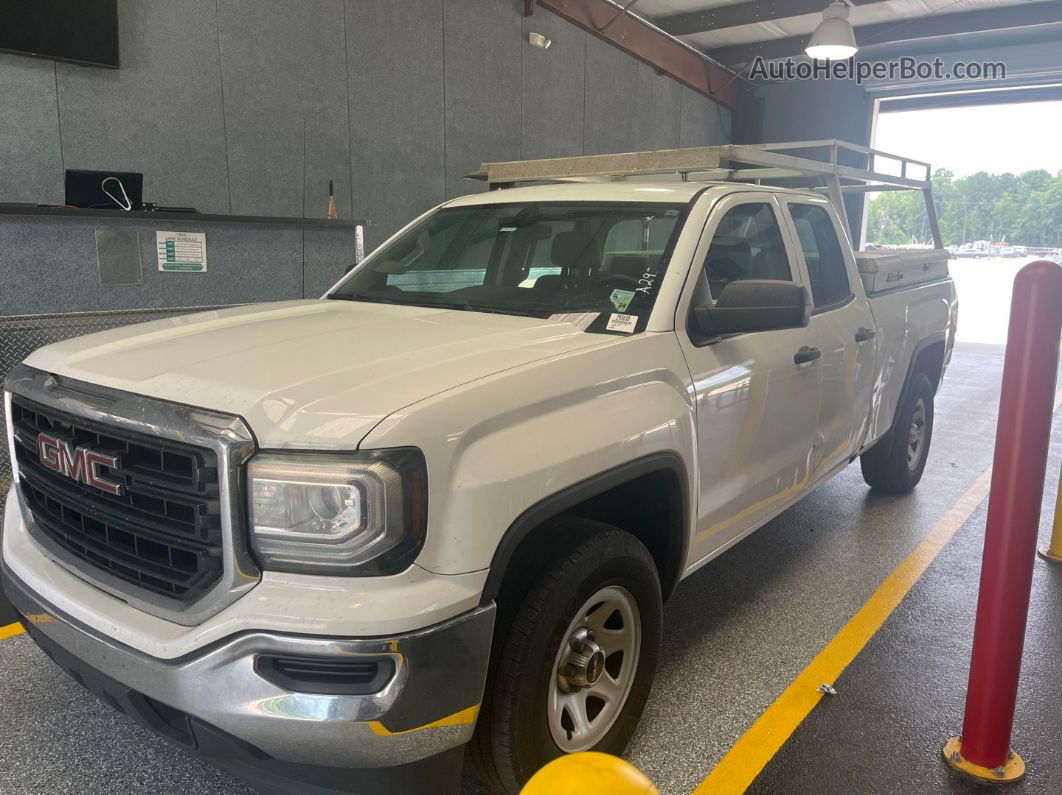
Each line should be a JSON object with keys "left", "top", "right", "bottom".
{"left": 479, "top": 453, "right": 690, "bottom": 609}
{"left": 911, "top": 333, "right": 948, "bottom": 391}
{"left": 883, "top": 331, "right": 947, "bottom": 442}
{"left": 901, "top": 331, "right": 948, "bottom": 398}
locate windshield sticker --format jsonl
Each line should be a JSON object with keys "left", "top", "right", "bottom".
{"left": 606, "top": 313, "right": 638, "bottom": 334}
{"left": 550, "top": 312, "right": 599, "bottom": 331}
{"left": 610, "top": 289, "right": 636, "bottom": 312}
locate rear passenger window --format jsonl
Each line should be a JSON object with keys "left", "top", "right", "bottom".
{"left": 789, "top": 204, "right": 851, "bottom": 309}
{"left": 703, "top": 203, "right": 792, "bottom": 299}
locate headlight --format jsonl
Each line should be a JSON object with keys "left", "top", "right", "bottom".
{"left": 248, "top": 449, "right": 427, "bottom": 575}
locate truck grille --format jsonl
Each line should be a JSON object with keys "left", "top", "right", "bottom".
{"left": 10, "top": 396, "right": 224, "bottom": 603}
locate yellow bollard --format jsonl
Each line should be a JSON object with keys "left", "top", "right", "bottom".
{"left": 1038, "top": 464, "right": 1062, "bottom": 563}
{"left": 521, "top": 752, "right": 659, "bottom": 795}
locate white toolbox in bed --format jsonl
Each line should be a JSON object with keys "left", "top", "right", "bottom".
{"left": 856, "top": 248, "right": 950, "bottom": 294}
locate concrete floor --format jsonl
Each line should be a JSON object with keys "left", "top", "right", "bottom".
{"left": 749, "top": 420, "right": 1062, "bottom": 794}
{"left": 1, "top": 340, "right": 1060, "bottom": 794}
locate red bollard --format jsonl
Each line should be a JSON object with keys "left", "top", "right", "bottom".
{"left": 944, "top": 260, "right": 1062, "bottom": 783}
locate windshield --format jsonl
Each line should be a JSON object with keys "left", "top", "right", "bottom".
{"left": 329, "top": 202, "right": 688, "bottom": 331}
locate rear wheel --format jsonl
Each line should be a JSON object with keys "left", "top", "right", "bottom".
{"left": 469, "top": 520, "right": 662, "bottom": 793}
{"left": 860, "top": 371, "right": 935, "bottom": 494}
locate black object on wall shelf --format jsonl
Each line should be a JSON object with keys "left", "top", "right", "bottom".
{"left": 65, "top": 169, "right": 144, "bottom": 210}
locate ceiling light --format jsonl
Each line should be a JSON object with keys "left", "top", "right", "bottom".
{"left": 806, "top": 1, "right": 858, "bottom": 61}
{"left": 528, "top": 32, "right": 552, "bottom": 50}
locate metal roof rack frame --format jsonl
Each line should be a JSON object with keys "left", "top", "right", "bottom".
{"left": 467, "top": 139, "right": 942, "bottom": 248}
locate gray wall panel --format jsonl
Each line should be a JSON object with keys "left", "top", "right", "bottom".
{"left": 0, "top": 1, "right": 732, "bottom": 234}
{"left": 2, "top": 219, "right": 101, "bottom": 315}
{"left": 54, "top": 0, "right": 230, "bottom": 214}
{"left": 753, "top": 79, "right": 870, "bottom": 145}
{"left": 134, "top": 223, "right": 304, "bottom": 307}
{"left": 345, "top": 0, "right": 445, "bottom": 248}
{"left": 634, "top": 62, "right": 681, "bottom": 152}
{"left": 583, "top": 35, "right": 640, "bottom": 155}
{"left": 0, "top": 55, "right": 63, "bottom": 204}
{"left": 303, "top": 227, "right": 360, "bottom": 298}
{"left": 680, "top": 86, "right": 732, "bottom": 147}
{"left": 521, "top": 12, "right": 585, "bottom": 160}
{"left": 218, "top": 0, "right": 351, "bottom": 221}
{"left": 443, "top": 0, "right": 522, "bottom": 199}
{"left": 0, "top": 1, "right": 733, "bottom": 316}
{"left": 0, "top": 217, "right": 305, "bottom": 315}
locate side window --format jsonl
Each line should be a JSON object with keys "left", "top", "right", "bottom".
{"left": 702, "top": 203, "right": 792, "bottom": 299}
{"left": 789, "top": 203, "right": 851, "bottom": 309}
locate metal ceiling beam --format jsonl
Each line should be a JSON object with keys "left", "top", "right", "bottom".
{"left": 707, "top": 1, "right": 1062, "bottom": 66}
{"left": 536, "top": 0, "right": 742, "bottom": 108}
{"left": 598, "top": 0, "right": 644, "bottom": 34}
{"left": 656, "top": 0, "right": 889, "bottom": 38}
{"left": 880, "top": 83, "right": 1062, "bottom": 113}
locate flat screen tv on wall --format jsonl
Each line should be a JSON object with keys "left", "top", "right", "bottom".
{"left": 0, "top": 0, "right": 119, "bottom": 69}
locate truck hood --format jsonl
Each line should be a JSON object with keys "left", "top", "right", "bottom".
{"left": 23, "top": 300, "right": 608, "bottom": 448}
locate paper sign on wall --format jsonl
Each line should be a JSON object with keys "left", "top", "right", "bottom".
{"left": 157, "top": 231, "right": 208, "bottom": 272}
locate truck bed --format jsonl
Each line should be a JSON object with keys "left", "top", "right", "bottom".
{"left": 863, "top": 276, "right": 957, "bottom": 448}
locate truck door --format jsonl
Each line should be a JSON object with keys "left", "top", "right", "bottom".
{"left": 782, "top": 198, "right": 876, "bottom": 476}
{"left": 676, "top": 194, "right": 822, "bottom": 567}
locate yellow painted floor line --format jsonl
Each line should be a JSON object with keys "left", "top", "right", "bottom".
{"left": 694, "top": 467, "right": 994, "bottom": 795}
{"left": 0, "top": 621, "right": 25, "bottom": 640}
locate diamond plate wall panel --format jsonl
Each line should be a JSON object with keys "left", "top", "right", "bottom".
{"left": 0, "top": 305, "right": 234, "bottom": 488}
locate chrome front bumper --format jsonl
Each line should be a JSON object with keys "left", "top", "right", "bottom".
{"left": 3, "top": 565, "right": 495, "bottom": 773}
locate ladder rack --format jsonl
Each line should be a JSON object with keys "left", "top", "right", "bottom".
{"left": 466, "top": 139, "right": 942, "bottom": 248}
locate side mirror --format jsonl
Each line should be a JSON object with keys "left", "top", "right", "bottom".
{"left": 692, "top": 279, "right": 810, "bottom": 337}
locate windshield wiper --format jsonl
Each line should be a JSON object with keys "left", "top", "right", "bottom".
{"left": 328, "top": 293, "right": 552, "bottom": 318}
{"left": 326, "top": 292, "right": 407, "bottom": 305}
{"left": 461, "top": 305, "right": 550, "bottom": 318}
{"left": 327, "top": 292, "right": 456, "bottom": 307}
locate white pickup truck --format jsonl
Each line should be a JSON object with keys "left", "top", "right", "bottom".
{"left": 3, "top": 144, "right": 956, "bottom": 794}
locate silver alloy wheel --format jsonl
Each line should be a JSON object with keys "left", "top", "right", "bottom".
{"left": 907, "top": 398, "right": 927, "bottom": 470}
{"left": 547, "top": 585, "right": 641, "bottom": 752}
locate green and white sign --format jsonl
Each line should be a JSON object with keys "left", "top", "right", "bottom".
{"left": 156, "top": 231, "right": 207, "bottom": 272}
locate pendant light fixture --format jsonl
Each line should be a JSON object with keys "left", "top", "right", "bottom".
{"left": 806, "top": 1, "right": 858, "bottom": 61}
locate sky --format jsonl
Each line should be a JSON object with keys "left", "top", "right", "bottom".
{"left": 873, "top": 99, "right": 1062, "bottom": 177}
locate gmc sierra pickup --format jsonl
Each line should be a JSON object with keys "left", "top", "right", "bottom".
{"left": 3, "top": 146, "right": 956, "bottom": 794}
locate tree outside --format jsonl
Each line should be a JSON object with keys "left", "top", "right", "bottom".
{"left": 868, "top": 169, "right": 1062, "bottom": 247}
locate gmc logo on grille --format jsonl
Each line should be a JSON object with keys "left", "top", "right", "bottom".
{"left": 37, "top": 433, "right": 124, "bottom": 496}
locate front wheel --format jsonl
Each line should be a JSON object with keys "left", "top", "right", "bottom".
{"left": 469, "top": 521, "right": 663, "bottom": 793}
{"left": 860, "top": 371, "right": 935, "bottom": 494}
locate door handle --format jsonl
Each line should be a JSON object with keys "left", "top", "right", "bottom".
{"left": 855, "top": 327, "right": 877, "bottom": 343}
{"left": 794, "top": 346, "right": 821, "bottom": 365}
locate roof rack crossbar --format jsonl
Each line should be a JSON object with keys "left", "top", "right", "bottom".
{"left": 465, "top": 139, "right": 941, "bottom": 249}
{"left": 466, "top": 139, "right": 932, "bottom": 193}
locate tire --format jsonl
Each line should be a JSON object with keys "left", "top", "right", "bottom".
{"left": 860, "top": 371, "right": 935, "bottom": 494}
{"left": 468, "top": 519, "right": 663, "bottom": 793}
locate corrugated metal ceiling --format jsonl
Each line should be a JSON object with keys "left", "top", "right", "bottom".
{"left": 633, "top": 0, "right": 1054, "bottom": 50}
